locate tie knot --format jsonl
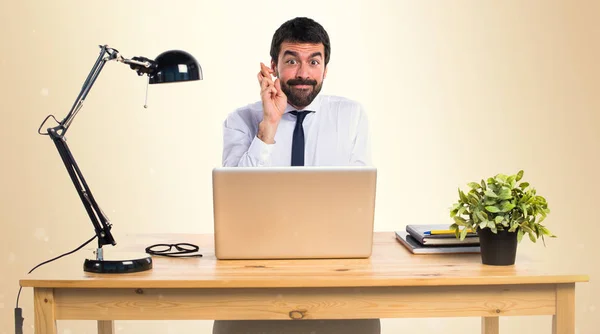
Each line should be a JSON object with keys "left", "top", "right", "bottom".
{"left": 290, "top": 110, "right": 311, "bottom": 124}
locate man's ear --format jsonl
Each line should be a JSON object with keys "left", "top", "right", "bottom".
{"left": 324, "top": 66, "right": 328, "bottom": 80}
{"left": 271, "top": 60, "right": 278, "bottom": 77}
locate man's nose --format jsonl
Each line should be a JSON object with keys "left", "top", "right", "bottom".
{"left": 295, "top": 62, "right": 309, "bottom": 79}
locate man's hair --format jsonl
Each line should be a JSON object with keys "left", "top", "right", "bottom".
{"left": 270, "top": 17, "right": 331, "bottom": 66}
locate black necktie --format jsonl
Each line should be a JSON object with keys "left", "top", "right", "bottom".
{"left": 290, "top": 111, "right": 311, "bottom": 166}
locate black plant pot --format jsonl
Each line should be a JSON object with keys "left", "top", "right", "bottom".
{"left": 477, "top": 228, "right": 518, "bottom": 265}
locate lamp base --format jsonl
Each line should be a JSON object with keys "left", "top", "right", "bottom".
{"left": 84, "top": 252, "right": 152, "bottom": 273}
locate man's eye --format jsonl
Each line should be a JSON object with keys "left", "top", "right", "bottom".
{"left": 286, "top": 59, "right": 297, "bottom": 65}
{"left": 310, "top": 60, "right": 320, "bottom": 65}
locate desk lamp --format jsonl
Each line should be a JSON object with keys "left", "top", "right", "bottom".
{"left": 38, "top": 45, "right": 202, "bottom": 273}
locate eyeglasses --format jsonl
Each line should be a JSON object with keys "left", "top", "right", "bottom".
{"left": 145, "top": 243, "right": 203, "bottom": 258}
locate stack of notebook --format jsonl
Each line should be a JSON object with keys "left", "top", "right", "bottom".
{"left": 395, "top": 224, "right": 481, "bottom": 254}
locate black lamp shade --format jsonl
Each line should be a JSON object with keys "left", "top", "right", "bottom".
{"left": 149, "top": 50, "right": 202, "bottom": 84}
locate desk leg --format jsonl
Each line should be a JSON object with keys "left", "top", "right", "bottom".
{"left": 98, "top": 320, "right": 115, "bottom": 334}
{"left": 552, "top": 283, "right": 575, "bottom": 334}
{"left": 34, "top": 288, "right": 57, "bottom": 334}
{"left": 482, "top": 317, "right": 499, "bottom": 334}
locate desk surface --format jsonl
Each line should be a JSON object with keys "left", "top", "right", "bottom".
{"left": 20, "top": 232, "right": 588, "bottom": 289}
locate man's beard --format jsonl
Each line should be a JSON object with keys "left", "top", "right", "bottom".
{"left": 280, "top": 77, "right": 323, "bottom": 109}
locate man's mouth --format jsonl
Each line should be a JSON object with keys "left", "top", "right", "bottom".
{"left": 291, "top": 85, "right": 312, "bottom": 89}
{"left": 287, "top": 78, "right": 317, "bottom": 87}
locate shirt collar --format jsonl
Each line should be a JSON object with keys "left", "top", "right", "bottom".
{"left": 284, "top": 94, "right": 322, "bottom": 113}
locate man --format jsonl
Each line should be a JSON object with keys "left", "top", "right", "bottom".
{"left": 215, "top": 17, "right": 379, "bottom": 333}
{"left": 222, "top": 17, "right": 371, "bottom": 167}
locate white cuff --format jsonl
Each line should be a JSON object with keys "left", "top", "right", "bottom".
{"left": 247, "top": 136, "right": 274, "bottom": 166}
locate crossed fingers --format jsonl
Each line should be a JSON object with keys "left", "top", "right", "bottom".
{"left": 257, "top": 62, "right": 277, "bottom": 96}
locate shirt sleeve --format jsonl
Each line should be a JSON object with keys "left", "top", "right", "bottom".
{"left": 350, "top": 104, "right": 372, "bottom": 166}
{"left": 222, "top": 110, "right": 275, "bottom": 167}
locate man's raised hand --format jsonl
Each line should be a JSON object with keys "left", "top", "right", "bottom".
{"left": 257, "top": 62, "right": 287, "bottom": 144}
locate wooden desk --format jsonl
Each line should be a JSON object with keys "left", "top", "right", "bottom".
{"left": 20, "top": 232, "right": 589, "bottom": 334}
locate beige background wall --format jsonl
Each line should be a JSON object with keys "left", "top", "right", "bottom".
{"left": 1, "top": 0, "right": 598, "bottom": 333}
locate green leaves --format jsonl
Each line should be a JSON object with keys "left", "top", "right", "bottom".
{"left": 468, "top": 182, "right": 481, "bottom": 189}
{"left": 485, "top": 205, "right": 500, "bottom": 213}
{"left": 484, "top": 189, "right": 498, "bottom": 198}
{"left": 516, "top": 170, "right": 524, "bottom": 182}
{"left": 539, "top": 225, "right": 555, "bottom": 237}
{"left": 499, "top": 201, "right": 516, "bottom": 212}
{"left": 450, "top": 170, "right": 554, "bottom": 245}
{"left": 517, "top": 229, "right": 524, "bottom": 242}
{"left": 475, "top": 210, "right": 488, "bottom": 222}
{"left": 497, "top": 187, "right": 512, "bottom": 200}
{"left": 458, "top": 188, "right": 469, "bottom": 203}
{"left": 460, "top": 227, "right": 470, "bottom": 240}
{"left": 468, "top": 193, "right": 479, "bottom": 206}
{"left": 453, "top": 216, "right": 467, "bottom": 226}
{"left": 528, "top": 231, "right": 537, "bottom": 242}
{"left": 450, "top": 223, "right": 461, "bottom": 239}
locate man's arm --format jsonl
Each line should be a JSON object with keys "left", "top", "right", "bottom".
{"left": 222, "top": 112, "right": 275, "bottom": 167}
{"left": 350, "top": 105, "right": 372, "bottom": 166}
{"left": 222, "top": 63, "right": 288, "bottom": 167}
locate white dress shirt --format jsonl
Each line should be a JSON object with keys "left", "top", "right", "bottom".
{"left": 222, "top": 94, "right": 371, "bottom": 167}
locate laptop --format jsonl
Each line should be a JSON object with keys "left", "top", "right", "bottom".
{"left": 212, "top": 166, "right": 377, "bottom": 260}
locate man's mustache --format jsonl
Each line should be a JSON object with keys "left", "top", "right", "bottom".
{"left": 286, "top": 78, "right": 317, "bottom": 86}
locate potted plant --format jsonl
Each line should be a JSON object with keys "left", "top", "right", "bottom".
{"left": 449, "top": 170, "right": 555, "bottom": 265}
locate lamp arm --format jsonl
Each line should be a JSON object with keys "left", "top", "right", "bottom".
{"left": 38, "top": 45, "right": 160, "bottom": 252}
{"left": 40, "top": 45, "right": 124, "bottom": 251}
{"left": 52, "top": 45, "right": 156, "bottom": 136}
{"left": 58, "top": 45, "right": 116, "bottom": 136}
{"left": 47, "top": 127, "right": 116, "bottom": 249}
